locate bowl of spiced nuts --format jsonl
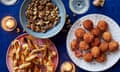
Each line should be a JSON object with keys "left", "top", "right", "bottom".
{"left": 20, "top": 0, "right": 66, "bottom": 38}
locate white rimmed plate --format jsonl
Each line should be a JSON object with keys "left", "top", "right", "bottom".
{"left": 67, "top": 14, "right": 120, "bottom": 72}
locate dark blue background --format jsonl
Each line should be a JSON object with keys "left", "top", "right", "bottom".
{"left": 0, "top": 0, "right": 120, "bottom": 72}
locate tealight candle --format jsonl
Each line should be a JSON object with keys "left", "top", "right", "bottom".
{"left": 1, "top": 16, "right": 17, "bottom": 31}
{"left": 61, "top": 61, "right": 75, "bottom": 72}
{"left": 6, "top": 19, "right": 15, "bottom": 29}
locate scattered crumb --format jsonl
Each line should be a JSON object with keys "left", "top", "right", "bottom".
{"left": 67, "top": 24, "right": 72, "bottom": 28}
{"left": 66, "top": 14, "right": 69, "bottom": 18}
{"left": 73, "top": 13, "right": 76, "bottom": 17}
{"left": 23, "top": 29, "right": 26, "bottom": 33}
{"left": 62, "top": 14, "right": 72, "bottom": 33}
{"left": 66, "top": 19, "right": 71, "bottom": 25}
{"left": 62, "top": 29, "right": 67, "bottom": 32}
{"left": 16, "top": 28, "right": 20, "bottom": 33}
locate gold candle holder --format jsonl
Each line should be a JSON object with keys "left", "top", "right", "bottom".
{"left": 61, "top": 61, "right": 75, "bottom": 72}
{"left": 1, "top": 16, "right": 17, "bottom": 32}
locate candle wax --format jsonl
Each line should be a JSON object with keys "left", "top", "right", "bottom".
{"left": 6, "top": 19, "right": 15, "bottom": 29}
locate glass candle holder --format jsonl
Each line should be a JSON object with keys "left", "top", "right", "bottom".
{"left": 0, "top": 0, "right": 17, "bottom": 6}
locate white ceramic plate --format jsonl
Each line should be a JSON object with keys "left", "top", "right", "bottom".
{"left": 67, "top": 14, "right": 120, "bottom": 72}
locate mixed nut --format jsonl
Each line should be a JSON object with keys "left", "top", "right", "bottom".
{"left": 62, "top": 14, "right": 72, "bottom": 33}
{"left": 93, "top": 0, "right": 105, "bottom": 7}
{"left": 26, "top": 0, "right": 60, "bottom": 33}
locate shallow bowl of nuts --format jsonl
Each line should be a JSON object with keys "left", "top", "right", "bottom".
{"left": 20, "top": 0, "right": 66, "bottom": 38}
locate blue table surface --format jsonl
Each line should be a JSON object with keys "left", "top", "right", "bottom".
{"left": 0, "top": 0, "right": 120, "bottom": 72}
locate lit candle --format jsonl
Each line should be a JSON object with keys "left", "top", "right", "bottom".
{"left": 1, "top": 16, "right": 17, "bottom": 31}
{"left": 6, "top": 19, "right": 15, "bottom": 29}
{"left": 61, "top": 61, "right": 75, "bottom": 72}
